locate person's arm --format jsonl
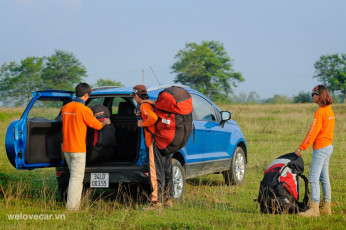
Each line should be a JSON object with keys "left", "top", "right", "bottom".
{"left": 295, "top": 109, "right": 322, "bottom": 155}
{"left": 82, "top": 107, "right": 110, "bottom": 130}
{"left": 138, "top": 103, "right": 158, "bottom": 127}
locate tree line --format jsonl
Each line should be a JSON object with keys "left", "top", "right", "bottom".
{"left": 171, "top": 42, "right": 344, "bottom": 104}
{"left": 0, "top": 50, "right": 122, "bottom": 106}
{"left": 0, "top": 44, "right": 345, "bottom": 107}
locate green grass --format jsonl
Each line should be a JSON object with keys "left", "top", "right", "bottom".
{"left": 0, "top": 105, "right": 345, "bottom": 229}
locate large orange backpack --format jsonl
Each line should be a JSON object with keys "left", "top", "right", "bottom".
{"left": 154, "top": 86, "right": 193, "bottom": 155}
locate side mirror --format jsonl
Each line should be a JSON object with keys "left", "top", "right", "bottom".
{"left": 221, "top": 111, "right": 232, "bottom": 121}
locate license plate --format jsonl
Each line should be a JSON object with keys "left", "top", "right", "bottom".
{"left": 90, "top": 173, "right": 109, "bottom": 188}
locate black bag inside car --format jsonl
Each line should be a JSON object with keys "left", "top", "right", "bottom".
{"left": 86, "top": 105, "right": 116, "bottom": 162}
{"left": 90, "top": 104, "right": 111, "bottom": 120}
{"left": 255, "top": 153, "right": 310, "bottom": 214}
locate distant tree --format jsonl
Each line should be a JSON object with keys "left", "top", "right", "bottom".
{"left": 0, "top": 57, "right": 43, "bottom": 106}
{"left": 265, "top": 95, "right": 292, "bottom": 104}
{"left": 231, "top": 91, "right": 260, "bottom": 104}
{"left": 172, "top": 41, "right": 244, "bottom": 100}
{"left": 94, "top": 78, "right": 124, "bottom": 88}
{"left": 41, "top": 50, "right": 87, "bottom": 91}
{"left": 246, "top": 91, "right": 260, "bottom": 104}
{"left": 0, "top": 50, "right": 88, "bottom": 107}
{"left": 293, "top": 91, "right": 313, "bottom": 103}
{"left": 313, "top": 54, "right": 346, "bottom": 102}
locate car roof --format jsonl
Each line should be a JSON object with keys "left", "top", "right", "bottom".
{"left": 90, "top": 85, "right": 198, "bottom": 99}
{"left": 31, "top": 85, "right": 220, "bottom": 111}
{"left": 31, "top": 85, "right": 201, "bottom": 99}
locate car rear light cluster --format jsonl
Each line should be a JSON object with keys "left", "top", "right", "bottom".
{"left": 142, "top": 171, "right": 149, "bottom": 177}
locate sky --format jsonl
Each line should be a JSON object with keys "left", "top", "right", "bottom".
{"left": 1, "top": 0, "right": 345, "bottom": 99}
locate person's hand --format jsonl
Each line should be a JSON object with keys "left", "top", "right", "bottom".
{"left": 105, "top": 118, "right": 111, "bottom": 125}
{"left": 101, "top": 118, "right": 111, "bottom": 126}
{"left": 136, "top": 111, "right": 141, "bottom": 117}
{"left": 295, "top": 148, "right": 301, "bottom": 156}
{"left": 137, "top": 120, "right": 143, "bottom": 127}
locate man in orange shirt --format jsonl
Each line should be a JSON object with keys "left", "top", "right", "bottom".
{"left": 133, "top": 85, "right": 174, "bottom": 209}
{"left": 295, "top": 85, "right": 335, "bottom": 217}
{"left": 62, "top": 83, "right": 110, "bottom": 210}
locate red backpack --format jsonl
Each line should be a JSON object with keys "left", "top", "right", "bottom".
{"left": 256, "top": 153, "right": 310, "bottom": 214}
{"left": 154, "top": 86, "right": 193, "bottom": 155}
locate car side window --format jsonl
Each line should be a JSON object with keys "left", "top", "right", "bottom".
{"left": 27, "top": 99, "right": 64, "bottom": 120}
{"left": 191, "top": 94, "right": 218, "bottom": 122}
{"left": 87, "top": 97, "right": 105, "bottom": 107}
{"left": 111, "top": 97, "right": 127, "bottom": 114}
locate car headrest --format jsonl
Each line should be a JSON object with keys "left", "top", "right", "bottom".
{"left": 118, "top": 102, "right": 134, "bottom": 115}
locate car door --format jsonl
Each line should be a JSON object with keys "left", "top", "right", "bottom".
{"left": 184, "top": 117, "right": 205, "bottom": 177}
{"left": 191, "top": 94, "right": 232, "bottom": 173}
{"left": 5, "top": 90, "right": 73, "bottom": 169}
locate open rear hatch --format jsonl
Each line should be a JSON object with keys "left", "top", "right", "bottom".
{"left": 25, "top": 117, "right": 63, "bottom": 164}
{"left": 6, "top": 90, "right": 142, "bottom": 170}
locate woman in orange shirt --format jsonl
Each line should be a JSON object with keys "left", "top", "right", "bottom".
{"left": 295, "top": 85, "right": 335, "bottom": 217}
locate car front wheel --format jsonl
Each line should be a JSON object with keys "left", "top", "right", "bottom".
{"left": 172, "top": 158, "right": 186, "bottom": 201}
{"left": 223, "top": 146, "right": 246, "bottom": 185}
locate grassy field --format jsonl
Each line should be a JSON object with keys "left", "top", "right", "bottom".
{"left": 0, "top": 104, "right": 345, "bottom": 229}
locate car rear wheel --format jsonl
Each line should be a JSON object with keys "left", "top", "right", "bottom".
{"left": 58, "top": 181, "right": 68, "bottom": 202}
{"left": 223, "top": 146, "right": 246, "bottom": 185}
{"left": 172, "top": 158, "right": 186, "bottom": 201}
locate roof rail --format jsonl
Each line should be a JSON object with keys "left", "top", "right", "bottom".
{"left": 35, "top": 90, "right": 74, "bottom": 93}
{"left": 91, "top": 86, "right": 121, "bottom": 91}
{"left": 147, "top": 84, "right": 189, "bottom": 92}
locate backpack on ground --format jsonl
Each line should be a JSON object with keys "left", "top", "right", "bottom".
{"left": 154, "top": 86, "right": 193, "bottom": 155}
{"left": 86, "top": 105, "right": 116, "bottom": 162}
{"left": 255, "top": 152, "right": 310, "bottom": 214}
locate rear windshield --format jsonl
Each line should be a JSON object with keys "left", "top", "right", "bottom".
{"left": 28, "top": 99, "right": 64, "bottom": 120}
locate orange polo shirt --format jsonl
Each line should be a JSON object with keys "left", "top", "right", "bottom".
{"left": 140, "top": 101, "right": 158, "bottom": 147}
{"left": 299, "top": 105, "right": 335, "bottom": 151}
{"left": 62, "top": 102, "right": 103, "bottom": 153}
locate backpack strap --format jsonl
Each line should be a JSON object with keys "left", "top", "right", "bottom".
{"left": 141, "top": 101, "right": 157, "bottom": 141}
{"left": 144, "top": 127, "right": 156, "bottom": 142}
{"left": 142, "top": 101, "right": 155, "bottom": 110}
{"left": 193, "top": 123, "right": 196, "bottom": 144}
{"left": 297, "top": 174, "right": 310, "bottom": 212}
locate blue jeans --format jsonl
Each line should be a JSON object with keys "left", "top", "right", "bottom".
{"left": 309, "top": 145, "right": 333, "bottom": 203}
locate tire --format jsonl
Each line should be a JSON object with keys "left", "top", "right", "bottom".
{"left": 172, "top": 158, "right": 186, "bottom": 201}
{"left": 57, "top": 171, "right": 70, "bottom": 202}
{"left": 223, "top": 146, "right": 246, "bottom": 185}
{"left": 58, "top": 181, "right": 68, "bottom": 202}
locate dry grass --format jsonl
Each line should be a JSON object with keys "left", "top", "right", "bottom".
{"left": 0, "top": 104, "right": 345, "bottom": 229}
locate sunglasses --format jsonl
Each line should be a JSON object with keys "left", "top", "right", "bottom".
{"left": 311, "top": 93, "right": 319, "bottom": 97}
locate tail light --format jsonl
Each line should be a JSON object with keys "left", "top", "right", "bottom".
{"left": 56, "top": 171, "right": 61, "bottom": 177}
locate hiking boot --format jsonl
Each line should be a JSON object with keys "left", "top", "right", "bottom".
{"left": 164, "top": 199, "right": 174, "bottom": 208}
{"left": 320, "top": 201, "right": 332, "bottom": 216}
{"left": 299, "top": 201, "right": 320, "bottom": 217}
{"left": 142, "top": 202, "right": 163, "bottom": 211}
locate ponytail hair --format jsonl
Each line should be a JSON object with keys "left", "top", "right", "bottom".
{"left": 317, "top": 85, "right": 333, "bottom": 106}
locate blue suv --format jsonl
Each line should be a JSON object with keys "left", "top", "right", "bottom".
{"left": 5, "top": 85, "right": 247, "bottom": 200}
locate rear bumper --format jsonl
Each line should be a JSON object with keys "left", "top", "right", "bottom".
{"left": 56, "top": 164, "right": 150, "bottom": 184}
